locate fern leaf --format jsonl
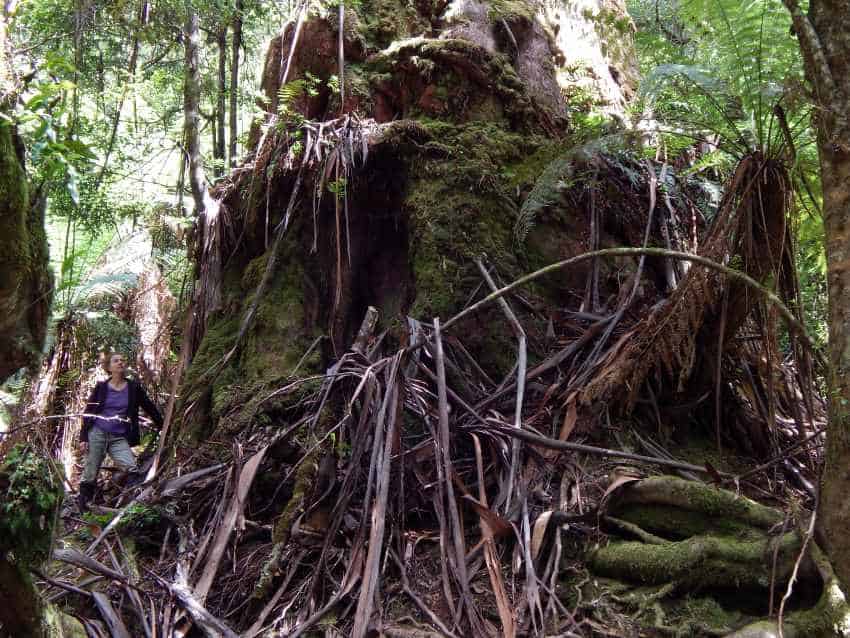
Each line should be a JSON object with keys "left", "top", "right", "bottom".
{"left": 513, "top": 155, "right": 573, "bottom": 246}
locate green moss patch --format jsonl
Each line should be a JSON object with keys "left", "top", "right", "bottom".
{"left": 0, "top": 445, "right": 61, "bottom": 566}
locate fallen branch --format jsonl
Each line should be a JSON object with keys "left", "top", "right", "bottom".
{"left": 194, "top": 446, "right": 267, "bottom": 602}
{"left": 92, "top": 592, "right": 131, "bottom": 638}
{"left": 31, "top": 568, "right": 92, "bottom": 599}
{"left": 477, "top": 258, "right": 526, "bottom": 513}
{"left": 53, "top": 548, "right": 136, "bottom": 587}
{"left": 466, "top": 422, "right": 732, "bottom": 477}
{"left": 165, "top": 579, "right": 239, "bottom": 638}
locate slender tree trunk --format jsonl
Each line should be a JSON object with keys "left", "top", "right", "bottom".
{"left": 95, "top": 0, "right": 145, "bottom": 189}
{"left": 184, "top": 7, "right": 208, "bottom": 214}
{"left": 71, "top": 0, "right": 82, "bottom": 135}
{"left": 215, "top": 27, "right": 226, "bottom": 177}
{"left": 783, "top": 0, "right": 850, "bottom": 586}
{"left": 176, "top": 133, "right": 187, "bottom": 214}
{"left": 210, "top": 107, "right": 218, "bottom": 169}
{"left": 229, "top": 0, "right": 241, "bottom": 167}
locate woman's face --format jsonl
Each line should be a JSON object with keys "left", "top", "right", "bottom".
{"left": 108, "top": 354, "right": 127, "bottom": 375}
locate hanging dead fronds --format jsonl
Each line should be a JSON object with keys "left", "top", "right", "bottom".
{"left": 580, "top": 153, "right": 799, "bottom": 411}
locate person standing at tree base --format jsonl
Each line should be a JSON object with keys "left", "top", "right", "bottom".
{"left": 78, "top": 352, "right": 163, "bottom": 511}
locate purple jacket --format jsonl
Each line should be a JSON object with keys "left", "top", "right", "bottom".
{"left": 81, "top": 379, "right": 163, "bottom": 446}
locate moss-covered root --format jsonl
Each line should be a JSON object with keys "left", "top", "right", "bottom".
{"left": 724, "top": 544, "right": 850, "bottom": 638}
{"left": 254, "top": 452, "right": 319, "bottom": 599}
{"left": 43, "top": 605, "right": 87, "bottom": 638}
{"left": 0, "top": 446, "right": 64, "bottom": 637}
{"left": 0, "top": 562, "right": 83, "bottom": 637}
{"left": 0, "top": 558, "right": 45, "bottom": 638}
{"left": 590, "top": 530, "right": 804, "bottom": 589}
{"left": 609, "top": 475, "right": 783, "bottom": 530}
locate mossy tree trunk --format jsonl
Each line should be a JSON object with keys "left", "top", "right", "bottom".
{"left": 783, "top": 0, "right": 850, "bottom": 590}
{"left": 0, "top": 7, "right": 52, "bottom": 384}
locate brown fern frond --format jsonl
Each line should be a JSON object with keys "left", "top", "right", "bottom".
{"left": 580, "top": 152, "right": 796, "bottom": 413}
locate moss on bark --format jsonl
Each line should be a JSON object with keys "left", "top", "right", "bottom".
{"left": 0, "top": 122, "right": 52, "bottom": 382}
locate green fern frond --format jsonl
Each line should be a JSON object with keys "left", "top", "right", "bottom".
{"left": 514, "top": 136, "right": 632, "bottom": 246}
{"left": 513, "top": 155, "right": 574, "bottom": 246}
{"left": 73, "top": 273, "right": 138, "bottom": 305}
{"left": 278, "top": 79, "right": 307, "bottom": 117}
{"left": 641, "top": 63, "right": 725, "bottom": 100}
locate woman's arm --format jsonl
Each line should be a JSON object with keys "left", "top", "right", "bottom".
{"left": 81, "top": 382, "right": 102, "bottom": 443}
{"left": 136, "top": 384, "right": 164, "bottom": 428}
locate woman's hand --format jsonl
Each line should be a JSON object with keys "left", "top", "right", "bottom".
{"left": 80, "top": 442, "right": 88, "bottom": 454}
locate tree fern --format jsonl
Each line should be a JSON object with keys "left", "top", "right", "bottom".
{"left": 514, "top": 137, "right": 628, "bottom": 245}
{"left": 634, "top": 0, "right": 805, "bottom": 157}
{"left": 70, "top": 272, "right": 139, "bottom": 305}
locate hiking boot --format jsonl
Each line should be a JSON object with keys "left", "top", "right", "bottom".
{"left": 126, "top": 470, "right": 145, "bottom": 488}
{"left": 78, "top": 481, "right": 96, "bottom": 512}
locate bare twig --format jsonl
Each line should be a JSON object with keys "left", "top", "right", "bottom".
{"left": 778, "top": 506, "right": 817, "bottom": 638}
{"left": 466, "top": 422, "right": 731, "bottom": 477}
{"left": 477, "top": 259, "right": 526, "bottom": 513}
{"left": 352, "top": 354, "right": 403, "bottom": 638}
{"left": 433, "top": 318, "right": 482, "bottom": 636}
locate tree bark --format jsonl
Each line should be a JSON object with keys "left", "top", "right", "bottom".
{"left": 228, "top": 0, "right": 241, "bottom": 167}
{"left": 184, "top": 6, "right": 208, "bottom": 214}
{"left": 783, "top": 0, "right": 850, "bottom": 587}
{"left": 215, "top": 26, "right": 226, "bottom": 177}
{"left": 0, "top": 6, "right": 51, "bottom": 383}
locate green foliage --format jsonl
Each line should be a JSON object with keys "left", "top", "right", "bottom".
{"left": 74, "top": 311, "right": 139, "bottom": 359}
{"left": 514, "top": 155, "right": 575, "bottom": 245}
{"left": 325, "top": 0, "right": 364, "bottom": 9}
{"left": 632, "top": 0, "right": 807, "bottom": 155}
{"left": 277, "top": 72, "right": 323, "bottom": 128}
{"left": 80, "top": 502, "right": 162, "bottom": 539}
{"left": 12, "top": 57, "right": 97, "bottom": 206}
{"left": 0, "top": 446, "right": 62, "bottom": 566}
{"left": 629, "top": 0, "right": 827, "bottom": 346}
{"left": 327, "top": 177, "right": 347, "bottom": 196}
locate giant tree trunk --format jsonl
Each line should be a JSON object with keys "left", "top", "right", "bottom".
{"left": 784, "top": 0, "right": 850, "bottom": 589}
{"left": 0, "top": 8, "right": 51, "bottom": 383}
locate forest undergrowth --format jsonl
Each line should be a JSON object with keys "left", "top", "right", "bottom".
{"left": 14, "top": 120, "right": 836, "bottom": 637}
{"left": 1, "top": 0, "right": 844, "bottom": 636}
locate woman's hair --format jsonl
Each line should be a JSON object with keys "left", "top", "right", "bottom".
{"left": 103, "top": 352, "right": 127, "bottom": 373}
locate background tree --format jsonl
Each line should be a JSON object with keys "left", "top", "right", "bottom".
{"left": 782, "top": 0, "right": 850, "bottom": 589}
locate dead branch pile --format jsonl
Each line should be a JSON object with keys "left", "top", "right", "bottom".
{"left": 32, "top": 122, "right": 829, "bottom": 637}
